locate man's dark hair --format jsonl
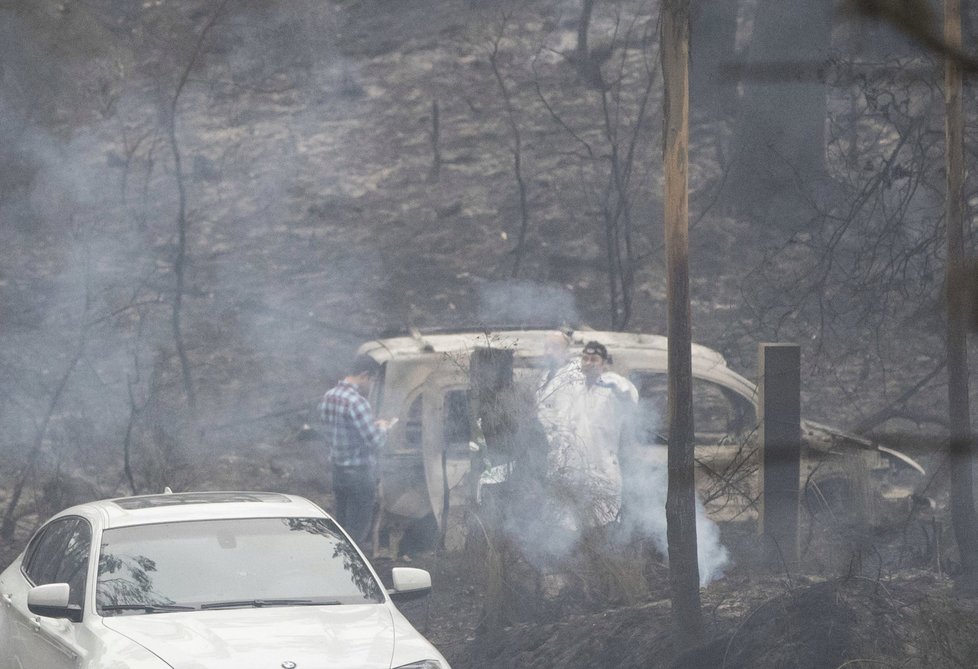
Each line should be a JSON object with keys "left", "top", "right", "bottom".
{"left": 350, "top": 355, "right": 382, "bottom": 378}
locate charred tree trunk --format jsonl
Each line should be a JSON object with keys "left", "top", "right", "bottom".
{"left": 468, "top": 347, "right": 549, "bottom": 629}
{"left": 944, "top": 0, "right": 978, "bottom": 589}
{"left": 470, "top": 347, "right": 517, "bottom": 462}
{"left": 575, "top": 0, "right": 611, "bottom": 89}
{"left": 661, "top": 0, "right": 703, "bottom": 642}
{"left": 690, "top": 0, "right": 738, "bottom": 120}
{"left": 488, "top": 29, "right": 531, "bottom": 279}
{"left": 428, "top": 99, "right": 441, "bottom": 183}
{"left": 577, "top": 0, "right": 596, "bottom": 61}
{"left": 723, "top": 0, "right": 831, "bottom": 212}
{"left": 469, "top": 347, "right": 517, "bottom": 630}
{"left": 165, "top": 0, "right": 231, "bottom": 412}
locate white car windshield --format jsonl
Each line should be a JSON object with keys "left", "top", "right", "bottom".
{"left": 96, "top": 517, "right": 384, "bottom": 615}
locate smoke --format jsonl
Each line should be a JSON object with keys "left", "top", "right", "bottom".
{"left": 477, "top": 280, "right": 579, "bottom": 327}
{"left": 0, "top": 0, "right": 403, "bottom": 510}
{"left": 0, "top": 103, "right": 179, "bottom": 495}
{"left": 621, "top": 445, "right": 731, "bottom": 586}
{"left": 618, "top": 385, "right": 730, "bottom": 585}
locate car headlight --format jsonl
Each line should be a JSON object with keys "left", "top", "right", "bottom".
{"left": 393, "top": 661, "right": 448, "bottom": 669}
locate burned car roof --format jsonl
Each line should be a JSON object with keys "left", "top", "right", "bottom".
{"left": 359, "top": 328, "right": 755, "bottom": 404}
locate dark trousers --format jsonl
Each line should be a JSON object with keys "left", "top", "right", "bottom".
{"left": 332, "top": 465, "right": 376, "bottom": 547}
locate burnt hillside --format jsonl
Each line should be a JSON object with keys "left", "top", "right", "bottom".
{"left": 1, "top": 1, "right": 977, "bottom": 665}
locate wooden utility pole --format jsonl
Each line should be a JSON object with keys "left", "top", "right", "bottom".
{"left": 944, "top": 0, "right": 978, "bottom": 587}
{"left": 661, "top": 0, "right": 703, "bottom": 641}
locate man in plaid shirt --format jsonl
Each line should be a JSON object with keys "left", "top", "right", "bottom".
{"left": 319, "top": 355, "right": 391, "bottom": 546}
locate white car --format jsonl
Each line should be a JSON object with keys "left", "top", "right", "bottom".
{"left": 0, "top": 490, "right": 450, "bottom": 669}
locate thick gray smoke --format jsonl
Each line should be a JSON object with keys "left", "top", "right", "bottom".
{"left": 622, "top": 445, "right": 731, "bottom": 586}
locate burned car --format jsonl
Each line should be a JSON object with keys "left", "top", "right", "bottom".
{"left": 357, "top": 328, "right": 924, "bottom": 549}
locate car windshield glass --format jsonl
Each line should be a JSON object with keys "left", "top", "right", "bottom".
{"left": 96, "top": 517, "right": 384, "bottom": 615}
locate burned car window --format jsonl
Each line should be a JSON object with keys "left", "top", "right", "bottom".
{"left": 629, "top": 372, "right": 754, "bottom": 445}
{"left": 631, "top": 372, "right": 668, "bottom": 444}
{"left": 404, "top": 394, "right": 423, "bottom": 451}
{"left": 443, "top": 389, "right": 471, "bottom": 454}
{"left": 692, "top": 380, "right": 746, "bottom": 440}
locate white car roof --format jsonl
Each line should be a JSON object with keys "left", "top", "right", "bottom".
{"left": 51, "top": 491, "right": 328, "bottom": 530}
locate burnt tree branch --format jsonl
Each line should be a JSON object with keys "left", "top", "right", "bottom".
{"left": 167, "top": 0, "right": 232, "bottom": 411}
{"left": 488, "top": 19, "right": 531, "bottom": 279}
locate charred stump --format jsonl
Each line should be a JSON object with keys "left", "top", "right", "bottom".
{"left": 468, "top": 346, "right": 548, "bottom": 630}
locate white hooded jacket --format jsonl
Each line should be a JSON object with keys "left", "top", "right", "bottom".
{"left": 538, "top": 366, "right": 638, "bottom": 527}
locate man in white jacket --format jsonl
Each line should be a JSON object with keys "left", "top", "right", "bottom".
{"left": 542, "top": 340, "right": 639, "bottom": 529}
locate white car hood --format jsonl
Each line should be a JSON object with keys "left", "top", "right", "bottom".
{"left": 101, "top": 605, "right": 397, "bottom": 669}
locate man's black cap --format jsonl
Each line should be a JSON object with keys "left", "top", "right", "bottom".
{"left": 582, "top": 340, "right": 609, "bottom": 360}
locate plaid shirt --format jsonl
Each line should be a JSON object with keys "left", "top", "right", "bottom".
{"left": 319, "top": 380, "right": 386, "bottom": 469}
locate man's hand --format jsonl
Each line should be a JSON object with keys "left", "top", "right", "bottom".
{"left": 375, "top": 417, "right": 398, "bottom": 431}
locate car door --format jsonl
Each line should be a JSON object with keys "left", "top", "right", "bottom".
{"left": 0, "top": 555, "right": 24, "bottom": 669}
{"left": 378, "top": 390, "right": 432, "bottom": 520}
{"left": 8, "top": 516, "right": 92, "bottom": 669}
{"left": 421, "top": 375, "right": 472, "bottom": 530}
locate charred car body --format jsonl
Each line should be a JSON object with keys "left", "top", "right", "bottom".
{"left": 357, "top": 328, "right": 924, "bottom": 549}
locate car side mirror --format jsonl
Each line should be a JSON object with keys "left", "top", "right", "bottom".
{"left": 28, "top": 583, "right": 82, "bottom": 623}
{"left": 388, "top": 567, "right": 432, "bottom": 603}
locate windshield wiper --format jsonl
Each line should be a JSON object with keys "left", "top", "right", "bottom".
{"left": 200, "top": 598, "right": 339, "bottom": 610}
{"left": 100, "top": 603, "right": 197, "bottom": 614}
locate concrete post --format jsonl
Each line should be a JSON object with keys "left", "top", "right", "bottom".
{"left": 758, "top": 343, "right": 801, "bottom": 568}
